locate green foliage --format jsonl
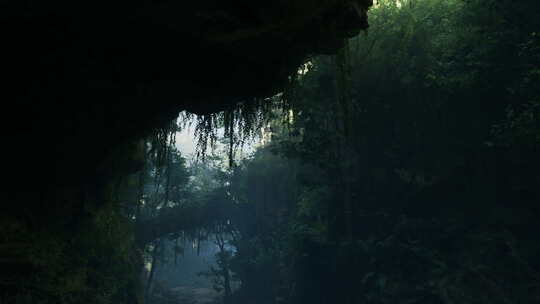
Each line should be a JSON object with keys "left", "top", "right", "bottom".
{"left": 0, "top": 178, "right": 142, "bottom": 304}
{"left": 181, "top": 99, "right": 276, "bottom": 164}
{"left": 236, "top": 0, "right": 540, "bottom": 303}
{"left": 132, "top": 2, "right": 540, "bottom": 303}
{"left": 8, "top": 1, "right": 538, "bottom": 304}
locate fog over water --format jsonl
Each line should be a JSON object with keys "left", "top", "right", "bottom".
{"left": 155, "top": 240, "right": 220, "bottom": 289}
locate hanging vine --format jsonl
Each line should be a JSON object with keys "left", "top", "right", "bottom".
{"left": 183, "top": 98, "right": 274, "bottom": 167}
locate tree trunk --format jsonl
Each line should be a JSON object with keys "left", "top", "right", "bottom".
{"left": 144, "top": 240, "right": 161, "bottom": 303}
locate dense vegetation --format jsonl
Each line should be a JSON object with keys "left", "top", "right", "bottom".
{"left": 2, "top": 0, "right": 539, "bottom": 303}
{"left": 171, "top": 0, "right": 539, "bottom": 303}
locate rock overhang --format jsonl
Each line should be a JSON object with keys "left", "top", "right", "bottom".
{"left": 3, "top": 0, "right": 372, "bottom": 185}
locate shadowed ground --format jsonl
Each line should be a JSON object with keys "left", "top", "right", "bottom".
{"left": 171, "top": 286, "right": 221, "bottom": 304}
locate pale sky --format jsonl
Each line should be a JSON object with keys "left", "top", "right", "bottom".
{"left": 175, "top": 115, "right": 259, "bottom": 162}
{"left": 175, "top": 123, "right": 198, "bottom": 157}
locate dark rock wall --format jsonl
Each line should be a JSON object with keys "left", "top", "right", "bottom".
{"left": 4, "top": 0, "right": 372, "bottom": 185}
{"left": 1, "top": 1, "right": 371, "bottom": 302}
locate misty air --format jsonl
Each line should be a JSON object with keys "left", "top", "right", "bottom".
{"left": 2, "top": 0, "right": 539, "bottom": 304}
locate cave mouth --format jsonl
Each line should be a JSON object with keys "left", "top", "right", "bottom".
{"left": 3, "top": 0, "right": 540, "bottom": 303}
{"left": 2, "top": 1, "right": 373, "bottom": 303}
{"left": 4, "top": 0, "right": 372, "bottom": 192}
